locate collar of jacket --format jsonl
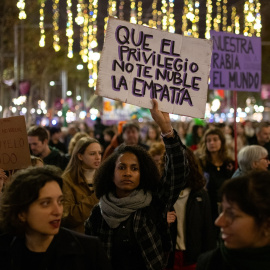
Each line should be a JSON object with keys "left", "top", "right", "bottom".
{"left": 8, "top": 228, "right": 85, "bottom": 256}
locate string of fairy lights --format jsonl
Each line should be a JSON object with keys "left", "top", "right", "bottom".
{"left": 17, "top": 0, "right": 262, "bottom": 88}
{"left": 39, "top": 0, "right": 46, "bottom": 47}
{"left": 52, "top": 0, "right": 60, "bottom": 52}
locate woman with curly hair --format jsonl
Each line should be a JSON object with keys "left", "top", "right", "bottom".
{"left": 85, "top": 100, "right": 189, "bottom": 270}
{"left": 198, "top": 128, "right": 235, "bottom": 228}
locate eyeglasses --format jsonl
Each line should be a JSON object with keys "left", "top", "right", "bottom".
{"left": 218, "top": 204, "right": 240, "bottom": 225}
{"left": 259, "top": 156, "right": 269, "bottom": 162}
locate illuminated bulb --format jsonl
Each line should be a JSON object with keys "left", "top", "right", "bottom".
{"left": 75, "top": 16, "right": 84, "bottom": 25}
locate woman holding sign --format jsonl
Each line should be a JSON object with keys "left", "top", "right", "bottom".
{"left": 85, "top": 100, "right": 189, "bottom": 270}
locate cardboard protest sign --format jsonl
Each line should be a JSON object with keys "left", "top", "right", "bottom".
{"left": 0, "top": 116, "right": 31, "bottom": 170}
{"left": 96, "top": 17, "right": 213, "bottom": 119}
{"left": 210, "top": 30, "right": 261, "bottom": 92}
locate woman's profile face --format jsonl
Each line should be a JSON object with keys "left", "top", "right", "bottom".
{"left": 252, "top": 155, "right": 270, "bottom": 171}
{"left": 19, "top": 181, "right": 64, "bottom": 238}
{"left": 206, "top": 134, "right": 221, "bottom": 153}
{"left": 148, "top": 127, "right": 157, "bottom": 140}
{"left": 113, "top": 152, "right": 140, "bottom": 198}
{"left": 78, "top": 143, "right": 102, "bottom": 170}
{"left": 215, "top": 197, "right": 269, "bottom": 249}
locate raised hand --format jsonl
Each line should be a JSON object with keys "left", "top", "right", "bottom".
{"left": 150, "top": 99, "right": 173, "bottom": 138}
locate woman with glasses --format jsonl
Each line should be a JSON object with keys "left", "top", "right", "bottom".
{"left": 197, "top": 170, "right": 270, "bottom": 270}
{"left": 232, "top": 145, "right": 269, "bottom": 178}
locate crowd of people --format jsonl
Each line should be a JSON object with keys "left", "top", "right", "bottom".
{"left": 0, "top": 102, "right": 270, "bottom": 269}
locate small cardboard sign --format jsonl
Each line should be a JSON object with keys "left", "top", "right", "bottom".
{"left": 0, "top": 116, "right": 31, "bottom": 170}
{"left": 210, "top": 30, "right": 261, "bottom": 92}
{"left": 96, "top": 17, "right": 213, "bottom": 119}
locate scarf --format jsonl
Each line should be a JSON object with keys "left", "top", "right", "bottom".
{"left": 99, "top": 189, "right": 152, "bottom": 228}
{"left": 220, "top": 242, "right": 270, "bottom": 270}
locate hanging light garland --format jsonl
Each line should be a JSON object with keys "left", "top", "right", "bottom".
{"left": 119, "top": 1, "right": 125, "bottom": 20}
{"left": 104, "top": 0, "right": 116, "bottom": 32}
{"left": 88, "top": 0, "right": 99, "bottom": 88}
{"left": 161, "top": 0, "right": 168, "bottom": 31}
{"left": 222, "top": 0, "right": 228, "bottom": 31}
{"left": 52, "top": 0, "right": 60, "bottom": 52}
{"left": 254, "top": 1, "right": 261, "bottom": 37}
{"left": 66, "top": 0, "right": 74, "bottom": 58}
{"left": 75, "top": 0, "right": 84, "bottom": 26}
{"left": 183, "top": 0, "right": 199, "bottom": 37}
{"left": 80, "top": 3, "right": 88, "bottom": 63}
{"left": 193, "top": 1, "right": 200, "bottom": 37}
{"left": 182, "top": 0, "right": 188, "bottom": 35}
{"left": 130, "top": 0, "right": 137, "bottom": 24}
{"left": 168, "top": 0, "right": 175, "bottom": 33}
{"left": 235, "top": 13, "right": 240, "bottom": 34}
{"left": 138, "top": 1, "right": 143, "bottom": 25}
{"left": 17, "top": 0, "right": 26, "bottom": 20}
{"left": 244, "top": 0, "right": 261, "bottom": 37}
{"left": 227, "top": 6, "right": 236, "bottom": 33}
{"left": 149, "top": 0, "right": 158, "bottom": 28}
{"left": 39, "top": 0, "right": 46, "bottom": 47}
{"left": 205, "top": 0, "right": 213, "bottom": 39}
{"left": 213, "top": 0, "right": 221, "bottom": 31}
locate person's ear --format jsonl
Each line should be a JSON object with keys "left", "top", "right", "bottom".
{"left": 252, "top": 161, "right": 258, "bottom": 169}
{"left": 77, "top": 153, "right": 83, "bottom": 161}
{"left": 18, "top": 212, "right": 26, "bottom": 222}
{"left": 260, "top": 218, "right": 270, "bottom": 237}
{"left": 43, "top": 138, "right": 49, "bottom": 145}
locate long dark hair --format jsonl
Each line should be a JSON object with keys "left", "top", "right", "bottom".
{"left": 200, "top": 128, "right": 231, "bottom": 166}
{"left": 185, "top": 148, "right": 206, "bottom": 191}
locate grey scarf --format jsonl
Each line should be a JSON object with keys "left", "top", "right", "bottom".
{"left": 99, "top": 189, "right": 152, "bottom": 228}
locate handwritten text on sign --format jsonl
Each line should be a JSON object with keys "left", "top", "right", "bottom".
{"left": 210, "top": 30, "right": 261, "bottom": 92}
{"left": 0, "top": 116, "right": 31, "bottom": 170}
{"left": 96, "top": 17, "right": 212, "bottom": 118}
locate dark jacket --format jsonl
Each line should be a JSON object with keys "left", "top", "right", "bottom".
{"left": 0, "top": 227, "right": 111, "bottom": 270}
{"left": 167, "top": 189, "right": 216, "bottom": 267}
{"left": 85, "top": 132, "right": 189, "bottom": 270}
{"left": 43, "top": 146, "right": 70, "bottom": 171}
{"left": 196, "top": 248, "right": 229, "bottom": 270}
{"left": 196, "top": 245, "right": 270, "bottom": 270}
{"left": 199, "top": 159, "right": 235, "bottom": 221}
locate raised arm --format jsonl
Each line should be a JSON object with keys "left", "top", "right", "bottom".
{"left": 150, "top": 99, "right": 189, "bottom": 211}
{"left": 150, "top": 99, "right": 174, "bottom": 139}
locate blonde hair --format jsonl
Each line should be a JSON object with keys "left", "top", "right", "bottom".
{"left": 68, "top": 132, "right": 89, "bottom": 155}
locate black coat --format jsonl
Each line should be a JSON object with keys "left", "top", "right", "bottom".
{"left": 0, "top": 227, "right": 112, "bottom": 270}
{"left": 167, "top": 189, "right": 216, "bottom": 267}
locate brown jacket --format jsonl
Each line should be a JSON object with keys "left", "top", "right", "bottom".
{"left": 62, "top": 172, "right": 99, "bottom": 233}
